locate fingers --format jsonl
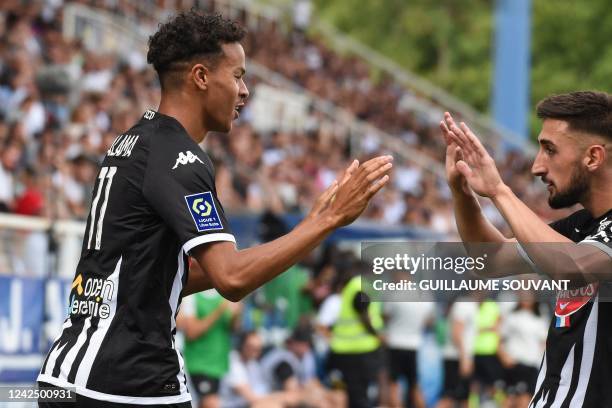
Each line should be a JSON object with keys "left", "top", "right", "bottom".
{"left": 459, "top": 121, "right": 488, "bottom": 158}
{"left": 444, "top": 112, "right": 485, "bottom": 165}
{"left": 312, "top": 179, "right": 338, "bottom": 213}
{"left": 335, "top": 155, "right": 393, "bottom": 199}
{"left": 366, "top": 174, "right": 390, "bottom": 198}
{"left": 358, "top": 155, "right": 394, "bottom": 175}
{"left": 365, "top": 161, "right": 393, "bottom": 184}
{"left": 444, "top": 112, "right": 470, "bottom": 148}
{"left": 340, "top": 159, "right": 359, "bottom": 185}
{"left": 455, "top": 160, "right": 473, "bottom": 179}
{"left": 321, "top": 180, "right": 339, "bottom": 203}
{"left": 439, "top": 119, "right": 455, "bottom": 146}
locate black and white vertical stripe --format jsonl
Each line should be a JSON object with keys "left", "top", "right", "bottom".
{"left": 530, "top": 297, "right": 599, "bottom": 408}
{"left": 39, "top": 257, "right": 122, "bottom": 386}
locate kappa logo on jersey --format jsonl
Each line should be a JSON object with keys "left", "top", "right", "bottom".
{"left": 172, "top": 151, "right": 204, "bottom": 169}
{"left": 185, "top": 192, "right": 224, "bottom": 232}
{"left": 68, "top": 273, "right": 115, "bottom": 319}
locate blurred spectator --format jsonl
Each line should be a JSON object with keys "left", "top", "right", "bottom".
{"left": 436, "top": 298, "right": 478, "bottom": 408}
{"left": 14, "top": 166, "right": 44, "bottom": 216}
{"left": 498, "top": 293, "right": 549, "bottom": 408}
{"left": 0, "top": 142, "right": 21, "bottom": 211}
{"left": 327, "top": 272, "right": 385, "bottom": 408}
{"left": 260, "top": 324, "right": 345, "bottom": 407}
{"left": 473, "top": 299, "right": 504, "bottom": 407}
{"left": 383, "top": 278, "right": 435, "bottom": 408}
{"left": 220, "top": 331, "right": 298, "bottom": 408}
{"left": 177, "top": 282, "right": 242, "bottom": 408}
{"left": 258, "top": 211, "right": 314, "bottom": 329}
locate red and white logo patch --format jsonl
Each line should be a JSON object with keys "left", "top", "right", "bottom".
{"left": 554, "top": 282, "right": 598, "bottom": 327}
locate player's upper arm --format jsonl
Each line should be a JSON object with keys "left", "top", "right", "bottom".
{"left": 190, "top": 241, "right": 242, "bottom": 301}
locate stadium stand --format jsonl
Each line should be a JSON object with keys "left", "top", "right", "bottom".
{"left": 0, "top": 1, "right": 560, "bottom": 407}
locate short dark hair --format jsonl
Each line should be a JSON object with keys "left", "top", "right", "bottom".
{"left": 536, "top": 91, "right": 612, "bottom": 139}
{"left": 147, "top": 11, "right": 246, "bottom": 88}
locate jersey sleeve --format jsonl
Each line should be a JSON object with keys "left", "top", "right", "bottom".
{"left": 143, "top": 134, "right": 235, "bottom": 254}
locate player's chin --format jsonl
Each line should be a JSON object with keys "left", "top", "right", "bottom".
{"left": 213, "top": 119, "right": 233, "bottom": 133}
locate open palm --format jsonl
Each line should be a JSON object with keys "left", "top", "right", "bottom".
{"left": 440, "top": 119, "right": 472, "bottom": 195}
{"left": 441, "top": 112, "right": 504, "bottom": 198}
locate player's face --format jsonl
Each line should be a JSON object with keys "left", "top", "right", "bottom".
{"left": 532, "top": 119, "right": 589, "bottom": 209}
{"left": 203, "top": 42, "right": 249, "bottom": 133}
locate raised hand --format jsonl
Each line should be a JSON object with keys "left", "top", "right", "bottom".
{"left": 440, "top": 117, "right": 472, "bottom": 195}
{"left": 320, "top": 155, "right": 393, "bottom": 227}
{"left": 442, "top": 112, "right": 505, "bottom": 198}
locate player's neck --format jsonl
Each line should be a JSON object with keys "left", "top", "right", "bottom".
{"left": 158, "top": 94, "right": 208, "bottom": 144}
{"left": 581, "top": 177, "right": 612, "bottom": 218}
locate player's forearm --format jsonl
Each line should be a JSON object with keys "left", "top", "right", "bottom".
{"left": 452, "top": 188, "right": 508, "bottom": 243}
{"left": 492, "top": 185, "right": 570, "bottom": 243}
{"left": 202, "top": 214, "right": 336, "bottom": 301}
{"left": 491, "top": 185, "right": 611, "bottom": 281}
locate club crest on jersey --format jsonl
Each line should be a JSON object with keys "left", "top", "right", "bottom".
{"left": 172, "top": 151, "right": 204, "bottom": 169}
{"left": 185, "top": 192, "right": 223, "bottom": 232}
{"left": 554, "top": 282, "right": 598, "bottom": 328}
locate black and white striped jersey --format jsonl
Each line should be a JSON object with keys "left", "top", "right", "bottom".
{"left": 530, "top": 208, "right": 612, "bottom": 408}
{"left": 38, "top": 110, "right": 235, "bottom": 405}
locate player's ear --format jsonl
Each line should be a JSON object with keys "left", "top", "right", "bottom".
{"left": 584, "top": 143, "right": 606, "bottom": 172}
{"left": 191, "top": 64, "right": 209, "bottom": 91}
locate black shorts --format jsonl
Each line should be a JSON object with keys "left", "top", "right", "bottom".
{"left": 37, "top": 382, "right": 191, "bottom": 408}
{"left": 474, "top": 355, "right": 504, "bottom": 387}
{"left": 388, "top": 348, "right": 418, "bottom": 385}
{"left": 505, "top": 364, "right": 538, "bottom": 395}
{"left": 190, "top": 373, "right": 221, "bottom": 398}
{"left": 441, "top": 359, "right": 470, "bottom": 401}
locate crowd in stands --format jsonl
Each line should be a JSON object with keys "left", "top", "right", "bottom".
{"left": 0, "top": 0, "right": 573, "bottom": 236}
{"left": 0, "top": 2, "right": 561, "bottom": 406}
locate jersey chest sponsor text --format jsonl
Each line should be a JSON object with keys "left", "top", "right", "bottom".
{"left": 68, "top": 274, "right": 115, "bottom": 319}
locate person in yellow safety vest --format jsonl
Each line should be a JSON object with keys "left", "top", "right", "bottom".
{"left": 473, "top": 299, "right": 503, "bottom": 406}
{"left": 328, "top": 274, "right": 385, "bottom": 408}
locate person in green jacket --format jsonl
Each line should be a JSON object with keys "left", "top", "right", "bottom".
{"left": 177, "top": 287, "right": 241, "bottom": 408}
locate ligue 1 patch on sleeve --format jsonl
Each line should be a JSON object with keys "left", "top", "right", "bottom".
{"left": 185, "top": 192, "right": 224, "bottom": 232}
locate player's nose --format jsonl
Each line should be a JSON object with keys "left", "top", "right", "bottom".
{"left": 531, "top": 152, "right": 546, "bottom": 176}
{"left": 239, "top": 78, "right": 249, "bottom": 101}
